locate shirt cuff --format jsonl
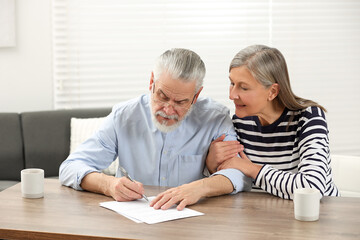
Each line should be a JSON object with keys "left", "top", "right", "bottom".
{"left": 212, "top": 168, "right": 253, "bottom": 194}
{"left": 60, "top": 160, "right": 101, "bottom": 191}
{"left": 75, "top": 169, "right": 100, "bottom": 190}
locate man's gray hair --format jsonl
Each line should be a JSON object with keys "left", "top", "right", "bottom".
{"left": 153, "top": 48, "right": 206, "bottom": 91}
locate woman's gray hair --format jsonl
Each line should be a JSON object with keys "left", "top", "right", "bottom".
{"left": 230, "top": 45, "right": 326, "bottom": 112}
{"left": 153, "top": 48, "right": 206, "bottom": 91}
{"left": 230, "top": 45, "right": 283, "bottom": 88}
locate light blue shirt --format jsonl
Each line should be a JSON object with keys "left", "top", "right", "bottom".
{"left": 59, "top": 94, "right": 252, "bottom": 193}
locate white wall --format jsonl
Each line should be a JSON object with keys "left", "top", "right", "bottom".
{"left": 0, "top": 0, "right": 52, "bottom": 113}
{"left": 0, "top": 1, "right": 359, "bottom": 156}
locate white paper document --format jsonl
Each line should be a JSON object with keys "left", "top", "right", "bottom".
{"left": 100, "top": 196, "right": 204, "bottom": 224}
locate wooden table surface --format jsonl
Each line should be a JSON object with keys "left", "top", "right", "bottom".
{"left": 0, "top": 179, "right": 359, "bottom": 240}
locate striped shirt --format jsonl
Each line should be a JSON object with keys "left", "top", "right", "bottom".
{"left": 233, "top": 106, "right": 339, "bottom": 199}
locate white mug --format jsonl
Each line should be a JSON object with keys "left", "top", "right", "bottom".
{"left": 293, "top": 188, "right": 321, "bottom": 221}
{"left": 21, "top": 168, "right": 44, "bottom": 198}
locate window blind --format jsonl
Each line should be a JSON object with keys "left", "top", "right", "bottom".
{"left": 52, "top": 0, "right": 270, "bottom": 109}
{"left": 270, "top": 0, "right": 360, "bottom": 155}
{"left": 52, "top": 0, "right": 360, "bottom": 155}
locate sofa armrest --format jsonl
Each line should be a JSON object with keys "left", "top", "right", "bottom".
{"left": 0, "top": 113, "right": 24, "bottom": 181}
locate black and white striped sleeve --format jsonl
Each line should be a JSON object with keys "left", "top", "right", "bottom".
{"left": 254, "top": 108, "right": 333, "bottom": 199}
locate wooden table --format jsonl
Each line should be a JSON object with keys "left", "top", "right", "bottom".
{"left": 0, "top": 179, "right": 359, "bottom": 240}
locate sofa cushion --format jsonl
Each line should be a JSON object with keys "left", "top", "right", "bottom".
{"left": 70, "top": 117, "right": 106, "bottom": 153}
{"left": 0, "top": 113, "right": 24, "bottom": 181}
{"left": 70, "top": 117, "right": 119, "bottom": 175}
{"left": 21, "top": 108, "right": 111, "bottom": 177}
{"left": 331, "top": 154, "right": 360, "bottom": 197}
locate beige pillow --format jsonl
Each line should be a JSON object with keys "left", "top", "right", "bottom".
{"left": 70, "top": 117, "right": 118, "bottom": 176}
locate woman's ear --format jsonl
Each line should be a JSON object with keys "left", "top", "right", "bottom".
{"left": 268, "top": 83, "right": 280, "bottom": 101}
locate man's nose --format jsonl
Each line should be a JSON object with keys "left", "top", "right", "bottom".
{"left": 163, "top": 102, "right": 177, "bottom": 115}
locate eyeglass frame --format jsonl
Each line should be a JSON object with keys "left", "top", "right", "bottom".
{"left": 151, "top": 82, "right": 197, "bottom": 111}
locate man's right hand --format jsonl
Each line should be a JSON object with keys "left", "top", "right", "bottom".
{"left": 206, "top": 134, "right": 243, "bottom": 174}
{"left": 81, "top": 172, "right": 145, "bottom": 202}
{"left": 108, "top": 176, "right": 145, "bottom": 201}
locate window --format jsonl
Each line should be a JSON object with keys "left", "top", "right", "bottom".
{"left": 52, "top": 0, "right": 360, "bottom": 155}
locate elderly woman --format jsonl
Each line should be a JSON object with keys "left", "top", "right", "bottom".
{"left": 206, "top": 45, "right": 339, "bottom": 199}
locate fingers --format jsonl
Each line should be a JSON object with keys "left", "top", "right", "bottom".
{"left": 239, "top": 151, "right": 247, "bottom": 159}
{"left": 151, "top": 190, "right": 179, "bottom": 210}
{"left": 214, "top": 143, "right": 243, "bottom": 164}
{"left": 149, "top": 192, "right": 165, "bottom": 208}
{"left": 159, "top": 197, "right": 178, "bottom": 210}
{"left": 150, "top": 183, "right": 202, "bottom": 211}
{"left": 211, "top": 135, "right": 243, "bottom": 154}
{"left": 213, "top": 134, "right": 226, "bottom": 142}
{"left": 212, "top": 140, "right": 242, "bottom": 152}
{"left": 177, "top": 199, "right": 189, "bottom": 211}
{"left": 219, "top": 141, "right": 242, "bottom": 150}
{"left": 150, "top": 188, "right": 188, "bottom": 210}
{"left": 113, "top": 177, "right": 144, "bottom": 201}
{"left": 207, "top": 136, "right": 244, "bottom": 174}
{"left": 217, "top": 152, "right": 249, "bottom": 171}
{"left": 222, "top": 144, "right": 243, "bottom": 156}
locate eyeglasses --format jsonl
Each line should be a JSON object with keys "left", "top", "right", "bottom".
{"left": 152, "top": 82, "right": 196, "bottom": 111}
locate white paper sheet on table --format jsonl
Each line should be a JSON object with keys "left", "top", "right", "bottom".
{"left": 100, "top": 196, "right": 204, "bottom": 224}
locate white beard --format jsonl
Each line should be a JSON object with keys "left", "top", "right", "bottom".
{"left": 150, "top": 104, "right": 194, "bottom": 133}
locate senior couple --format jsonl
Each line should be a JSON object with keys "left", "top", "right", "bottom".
{"left": 60, "top": 46, "right": 339, "bottom": 210}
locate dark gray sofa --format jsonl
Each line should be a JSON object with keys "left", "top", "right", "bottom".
{"left": 0, "top": 108, "right": 111, "bottom": 191}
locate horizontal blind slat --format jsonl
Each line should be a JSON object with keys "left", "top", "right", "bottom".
{"left": 52, "top": 0, "right": 360, "bottom": 155}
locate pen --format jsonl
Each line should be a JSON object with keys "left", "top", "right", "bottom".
{"left": 120, "top": 166, "right": 149, "bottom": 202}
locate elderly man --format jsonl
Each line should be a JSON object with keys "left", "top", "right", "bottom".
{"left": 59, "top": 48, "right": 251, "bottom": 210}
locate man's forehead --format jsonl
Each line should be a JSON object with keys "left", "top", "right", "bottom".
{"left": 157, "top": 81, "right": 190, "bottom": 92}
{"left": 155, "top": 78, "right": 196, "bottom": 98}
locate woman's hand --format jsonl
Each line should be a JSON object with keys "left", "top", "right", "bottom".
{"left": 218, "top": 151, "right": 262, "bottom": 179}
{"left": 206, "top": 134, "right": 244, "bottom": 174}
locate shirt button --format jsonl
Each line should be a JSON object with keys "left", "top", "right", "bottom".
{"left": 162, "top": 177, "right": 166, "bottom": 181}
{"left": 163, "top": 151, "right": 167, "bottom": 154}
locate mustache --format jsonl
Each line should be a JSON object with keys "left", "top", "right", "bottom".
{"left": 155, "top": 111, "right": 179, "bottom": 121}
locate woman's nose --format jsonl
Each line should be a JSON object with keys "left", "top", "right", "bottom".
{"left": 229, "top": 87, "right": 239, "bottom": 100}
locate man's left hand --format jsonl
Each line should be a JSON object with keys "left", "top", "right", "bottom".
{"left": 149, "top": 181, "right": 205, "bottom": 211}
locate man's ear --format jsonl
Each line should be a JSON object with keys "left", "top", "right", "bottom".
{"left": 268, "top": 83, "right": 280, "bottom": 101}
{"left": 192, "top": 86, "right": 203, "bottom": 104}
{"left": 149, "top": 72, "right": 154, "bottom": 91}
